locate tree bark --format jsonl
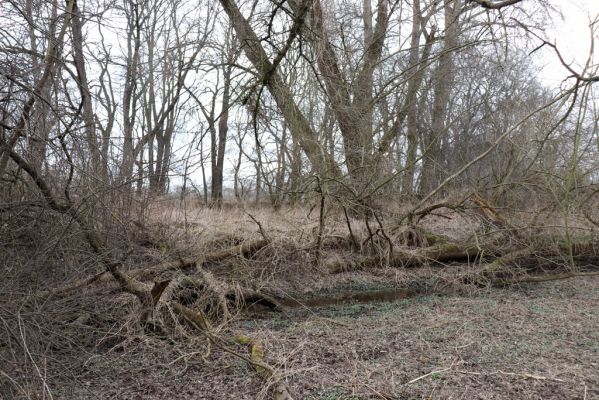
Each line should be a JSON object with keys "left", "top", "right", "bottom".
{"left": 0, "top": 0, "right": 75, "bottom": 178}
{"left": 307, "top": 0, "right": 389, "bottom": 188}
{"left": 217, "top": 0, "right": 337, "bottom": 176}
{"left": 420, "top": 0, "right": 461, "bottom": 193}
{"left": 212, "top": 64, "right": 232, "bottom": 205}
{"left": 400, "top": 0, "right": 434, "bottom": 194}
{"left": 120, "top": 0, "right": 142, "bottom": 187}
{"left": 70, "top": 0, "right": 103, "bottom": 183}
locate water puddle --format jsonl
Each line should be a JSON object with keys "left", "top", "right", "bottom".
{"left": 278, "top": 287, "right": 422, "bottom": 309}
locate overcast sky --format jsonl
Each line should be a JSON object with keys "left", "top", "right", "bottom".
{"left": 540, "top": 0, "right": 599, "bottom": 85}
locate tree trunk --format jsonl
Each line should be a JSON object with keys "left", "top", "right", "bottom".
{"left": 120, "top": 0, "right": 142, "bottom": 188}
{"left": 71, "top": 0, "right": 103, "bottom": 183}
{"left": 0, "top": 0, "right": 74, "bottom": 178}
{"left": 217, "top": 0, "right": 336, "bottom": 176}
{"left": 233, "top": 130, "right": 246, "bottom": 201}
{"left": 211, "top": 64, "right": 232, "bottom": 206}
{"left": 307, "top": 0, "right": 389, "bottom": 190}
{"left": 420, "top": 0, "right": 461, "bottom": 193}
{"left": 25, "top": 0, "right": 56, "bottom": 173}
{"left": 401, "top": 0, "right": 426, "bottom": 194}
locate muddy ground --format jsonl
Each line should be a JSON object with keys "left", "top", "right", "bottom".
{"left": 33, "top": 275, "right": 597, "bottom": 400}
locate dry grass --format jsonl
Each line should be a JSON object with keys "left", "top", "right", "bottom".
{"left": 1, "top": 198, "right": 598, "bottom": 399}
{"left": 4, "top": 273, "right": 596, "bottom": 399}
{"left": 233, "top": 277, "right": 598, "bottom": 400}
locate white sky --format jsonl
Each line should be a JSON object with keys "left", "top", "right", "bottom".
{"left": 540, "top": 0, "right": 599, "bottom": 84}
{"left": 77, "top": 0, "right": 598, "bottom": 191}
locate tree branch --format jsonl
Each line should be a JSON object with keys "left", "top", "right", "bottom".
{"left": 469, "top": 0, "right": 525, "bottom": 9}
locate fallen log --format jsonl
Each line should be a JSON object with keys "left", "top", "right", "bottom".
{"left": 128, "top": 238, "right": 269, "bottom": 279}
{"left": 465, "top": 241, "right": 599, "bottom": 286}
{"left": 327, "top": 233, "right": 599, "bottom": 274}
{"left": 326, "top": 242, "right": 489, "bottom": 273}
{"left": 490, "top": 271, "right": 599, "bottom": 287}
{"left": 461, "top": 246, "right": 539, "bottom": 286}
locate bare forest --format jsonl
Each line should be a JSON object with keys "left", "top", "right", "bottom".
{"left": 1, "top": 0, "right": 598, "bottom": 398}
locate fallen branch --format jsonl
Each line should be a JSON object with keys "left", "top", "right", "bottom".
{"left": 496, "top": 370, "right": 565, "bottom": 382}
{"left": 8, "top": 147, "right": 153, "bottom": 319}
{"left": 38, "top": 238, "right": 271, "bottom": 287}
{"left": 153, "top": 271, "right": 282, "bottom": 329}
{"left": 31, "top": 270, "right": 106, "bottom": 302}
{"left": 408, "top": 367, "right": 452, "bottom": 384}
{"left": 173, "top": 302, "right": 294, "bottom": 400}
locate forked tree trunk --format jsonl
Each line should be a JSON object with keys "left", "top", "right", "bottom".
{"left": 212, "top": 63, "right": 232, "bottom": 205}
{"left": 420, "top": 0, "right": 461, "bottom": 193}
{"left": 217, "top": 0, "right": 337, "bottom": 176}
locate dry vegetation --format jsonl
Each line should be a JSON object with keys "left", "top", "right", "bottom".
{"left": 1, "top": 195, "right": 598, "bottom": 399}
{"left": 2, "top": 0, "right": 599, "bottom": 398}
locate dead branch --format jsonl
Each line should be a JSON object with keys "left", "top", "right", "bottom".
{"left": 173, "top": 302, "right": 294, "bottom": 400}
{"left": 468, "top": 192, "right": 525, "bottom": 241}
{"left": 31, "top": 270, "right": 106, "bottom": 301}
{"left": 342, "top": 206, "right": 359, "bottom": 250}
{"left": 469, "top": 0, "right": 524, "bottom": 9}
{"left": 469, "top": 192, "right": 509, "bottom": 227}
{"left": 247, "top": 212, "right": 270, "bottom": 242}
{"left": 7, "top": 147, "right": 153, "bottom": 319}
{"left": 152, "top": 270, "right": 282, "bottom": 331}
{"left": 411, "top": 196, "right": 468, "bottom": 224}
{"left": 36, "top": 238, "right": 275, "bottom": 308}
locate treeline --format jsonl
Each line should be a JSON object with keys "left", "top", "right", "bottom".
{"left": 0, "top": 0, "right": 597, "bottom": 212}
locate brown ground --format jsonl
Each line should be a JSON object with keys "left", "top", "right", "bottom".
{"left": 2, "top": 203, "right": 598, "bottom": 399}
{"left": 6, "top": 275, "right": 593, "bottom": 400}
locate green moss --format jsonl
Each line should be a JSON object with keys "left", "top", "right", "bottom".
{"left": 318, "top": 387, "right": 347, "bottom": 400}
{"left": 530, "top": 303, "right": 548, "bottom": 314}
{"left": 315, "top": 294, "right": 437, "bottom": 320}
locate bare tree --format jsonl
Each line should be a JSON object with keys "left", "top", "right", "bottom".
{"left": 420, "top": 0, "right": 462, "bottom": 192}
